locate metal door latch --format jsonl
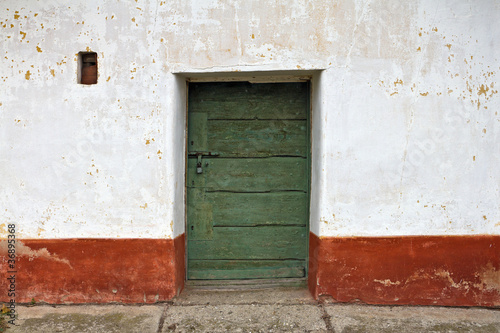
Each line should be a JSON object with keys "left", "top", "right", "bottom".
{"left": 188, "top": 151, "right": 219, "bottom": 174}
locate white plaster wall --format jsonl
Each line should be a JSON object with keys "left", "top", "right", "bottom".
{"left": 0, "top": 0, "right": 179, "bottom": 238}
{"left": 315, "top": 1, "right": 500, "bottom": 236}
{"left": 0, "top": 0, "right": 498, "bottom": 239}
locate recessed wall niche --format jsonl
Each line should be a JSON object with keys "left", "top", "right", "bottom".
{"left": 78, "top": 51, "right": 98, "bottom": 85}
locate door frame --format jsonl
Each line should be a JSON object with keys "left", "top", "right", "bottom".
{"left": 180, "top": 72, "right": 316, "bottom": 283}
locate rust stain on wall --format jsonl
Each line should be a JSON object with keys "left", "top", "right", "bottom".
{"left": 393, "top": 79, "right": 403, "bottom": 86}
{"left": 478, "top": 84, "right": 489, "bottom": 96}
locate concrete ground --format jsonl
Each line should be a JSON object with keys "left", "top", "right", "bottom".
{"left": 4, "top": 286, "right": 500, "bottom": 333}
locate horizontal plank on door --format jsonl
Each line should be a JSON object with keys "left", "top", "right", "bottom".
{"left": 189, "top": 101, "right": 308, "bottom": 120}
{"left": 188, "top": 260, "right": 306, "bottom": 280}
{"left": 207, "top": 120, "right": 307, "bottom": 157}
{"left": 188, "top": 226, "right": 307, "bottom": 260}
{"left": 189, "top": 82, "right": 308, "bottom": 120}
{"left": 188, "top": 157, "right": 307, "bottom": 192}
{"left": 189, "top": 82, "right": 307, "bottom": 99}
{"left": 206, "top": 192, "right": 308, "bottom": 227}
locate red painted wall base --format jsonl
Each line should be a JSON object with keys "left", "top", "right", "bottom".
{"left": 308, "top": 232, "right": 500, "bottom": 307}
{"left": 3, "top": 232, "right": 498, "bottom": 306}
{"left": 0, "top": 234, "right": 185, "bottom": 304}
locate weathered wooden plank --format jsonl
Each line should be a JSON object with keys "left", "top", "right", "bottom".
{"left": 187, "top": 188, "right": 213, "bottom": 240}
{"left": 207, "top": 192, "right": 307, "bottom": 227}
{"left": 207, "top": 120, "right": 307, "bottom": 157}
{"left": 189, "top": 82, "right": 308, "bottom": 120}
{"left": 188, "top": 112, "right": 207, "bottom": 152}
{"left": 188, "top": 157, "right": 307, "bottom": 192}
{"left": 187, "top": 278, "right": 307, "bottom": 289}
{"left": 188, "top": 260, "right": 306, "bottom": 279}
{"left": 190, "top": 101, "right": 308, "bottom": 120}
{"left": 188, "top": 226, "right": 307, "bottom": 260}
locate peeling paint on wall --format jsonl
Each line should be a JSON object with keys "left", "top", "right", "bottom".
{"left": 309, "top": 233, "right": 500, "bottom": 306}
{"left": 0, "top": 240, "right": 72, "bottom": 268}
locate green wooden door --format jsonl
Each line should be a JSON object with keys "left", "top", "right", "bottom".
{"left": 187, "top": 82, "right": 309, "bottom": 280}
